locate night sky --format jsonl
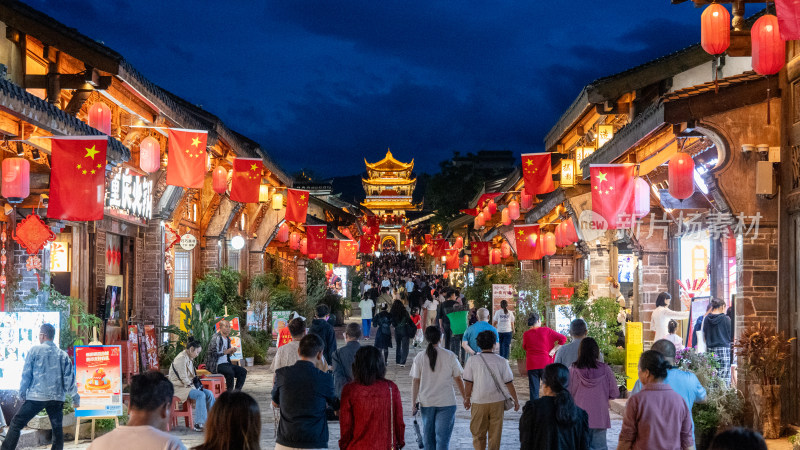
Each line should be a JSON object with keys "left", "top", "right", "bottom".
{"left": 25, "top": 1, "right": 747, "bottom": 177}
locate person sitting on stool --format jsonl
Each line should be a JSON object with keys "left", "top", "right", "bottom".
{"left": 205, "top": 319, "right": 247, "bottom": 391}
{"left": 168, "top": 339, "right": 215, "bottom": 431}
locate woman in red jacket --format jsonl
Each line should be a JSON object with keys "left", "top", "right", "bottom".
{"left": 522, "top": 312, "right": 566, "bottom": 400}
{"left": 339, "top": 345, "right": 405, "bottom": 449}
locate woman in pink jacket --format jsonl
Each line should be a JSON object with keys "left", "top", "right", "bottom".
{"left": 568, "top": 337, "right": 619, "bottom": 450}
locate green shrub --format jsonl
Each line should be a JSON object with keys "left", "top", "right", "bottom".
{"left": 194, "top": 268, "right": 243, "bottom": 316}
{"left": 605, "top": 346, "right": 626, "bottom": 366}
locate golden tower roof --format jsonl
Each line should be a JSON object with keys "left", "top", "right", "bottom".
{"left": 364, "top": 149, "right": 414, "bottom": 172}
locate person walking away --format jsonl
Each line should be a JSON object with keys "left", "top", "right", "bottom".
{"left": 411, "top": 307, "right": 424, "bottom": 347}
{"left": 519, "top": 363, "right": 589, "bottom": 450}
{"left": 309, "top": 304, "right": 337, "bottom": 367}
{"left": 339, "top": 346, "right": 405, "bottom": 449}
{"left": 409, "top": 283, "right": 423, "bottom": 311}
{"left": 423, "top": 291, "right": 440, "bottom": 328}
{"left": 391, "top": 300, "right": 413, "bottom": 366}
{"left": 331, "top": 323, "right": 362, "bottom": 398}
{"left": 373, "top": 303, "right": 393, "bottom": 363}
{"left": 358, "top": 294, "right": 375, "bottom": 340}
{"left": 377, "top": 286, "right": 393, "bottom": 309}
{"left": 666, "top": 319, "right": 685, "bottom": 352}
{"left": 463, "top": 331, "right": 520, "bottom": 450}
{"left": 704, "top": 298, "right": 733, "bottom": 385}
{"left": 555, "top": 319, "right": 603, "bottom": 369}
{"left": 168, "top": 339, "right": 215, "bottom": 432}
{"left": 411, "top": 326, "right": 466, "bottom": 450}
{"left": 618, "top": 351, "right": 694, "bottom": 450}
{"left": 271, "top": 318, "right": 329, "bottom": 374}
{"left": 522, "top": 312, "right": 566, "bottom": 400}
{"left": 2, "top": 324, "right": 77, "bottom": 450}
{"left": 708, "top": 427, "right": 767, "bottom": 450}
{"left": 205, "top": 319, "right": 247, "bottom": 391}
{"left": 191, "top": 391, "right": 261, "bottom": 450}
{"left": 89, "top": 371, "right": 186, "bottom": 450}
{"left": 492, "top": 300, "right": 515, "bottom": 359}
{"left": 650, "top": 292, "right": 690, "bottom": 342}
{"left": 272, "top": 334, "right": 339, "bottom": 450}
{"left": 462, "top": 308, "right": 499, "bottom": 362}
{"left": 437, "top": 290, "right": 458, "bottom": 351}
{"left": 567, "top": 337, "right": 619, "bottom": 450}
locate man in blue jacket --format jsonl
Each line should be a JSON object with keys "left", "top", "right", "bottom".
{"left": 272, "top": 334, "right": 339, "bottom": 449}
{"left": 309, "top": 304, "right": 337, "bottom": 367}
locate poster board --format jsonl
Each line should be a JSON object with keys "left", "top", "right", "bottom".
{"left": 74, "top": 345, "right": 123, "bottom": 418}
{"left": 687, "top": 296, "right": 711, "bottom": 348}
{"left": 215, "top": 318, "right": 243, "bottom": 361}
{"left": 179, "top": 302, "right": 192, "bottom": 332}
{"left": 126, "top": 325, "right": 140, "bottom": 375}
{"left": 0, "top": 312, "right": 60, "bottom": 390}
{"left": 625, "top": 322, "right": 644, "bottom": 392}
{"left": 142, "top": 325, "right": 159, "bottom": 370}
{"left": 271, "top": 311, "right": 292, "bottom": 342}
{"left": 491, "top": 284, "right": 515, "bottom": 315}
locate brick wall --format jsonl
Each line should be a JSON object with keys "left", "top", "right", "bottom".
{"left": 587, "top": 245, "right": 611, "bottom": 298}
{"left": 200, "top": 237, "right": 221, "bottom": 275}
{"left": 738, "top": 226, "right": 778, "bottom": 331}
{"left": 11, "top": 242, "right": 47, "bottom": 307}
{"left": 634, "top": 220, "right": 671, "bottom": 344}
{"left": 137, "top": 224, "right": 164, "bottom": 326}
{"left": 547, "top": 255, "right": 575, "bottom": 288}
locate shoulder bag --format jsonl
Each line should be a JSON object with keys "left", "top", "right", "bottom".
{"left": 696, "top": 315, "right": 708, "bottom": 354}
{"left": 478, "top": 354, "right": 514, "bottom": 411}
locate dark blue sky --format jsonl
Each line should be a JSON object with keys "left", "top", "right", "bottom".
{"left": 27, "top": 1, "right": 737, "bottom": 177}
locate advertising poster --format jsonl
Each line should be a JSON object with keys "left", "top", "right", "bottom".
{"left": 215, "top": 318, "right": 243, "bottom": 360}
{"left": 271, "top": 311, "right": 292, "bottom": 342}
{"left": 625, "top": 322, "right": 644, "bottom": 392}
{"left": 553, "top": 305, "right": 573, "bottom": 337}
{"left": 0, "top": 312, "right": 60, "bottom": 390}
{"left": 74, "top": 345, "right": 123, "bottom": 417}
{"left": 688, "top": 297, "right": 711, "bottom": 348}
{"left": 333, "top": 267, "right": 348, "bottom": 298}
{"left": 126, "top": 325, "right": 140, "bottom": 376}
{"left": 143, "top": 325, "right": 159, "bottom": 370}
{"left": 179, "top": 302, "right": 192, "bottom": 332}
{"left": 491, "top": 284, "right": 515, "bottom": 315}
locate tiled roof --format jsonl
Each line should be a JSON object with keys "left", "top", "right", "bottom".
{"left": 662, "top": 71, "right": 763, "bottom": 102}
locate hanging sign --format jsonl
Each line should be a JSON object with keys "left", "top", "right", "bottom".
{"left": 105, "top": 169, "right": 153, "bottom": 225}
{"left": 179, "top": 234, "right": 197, "bottom": 251}
{"left": 74, "top": 345, "right": 123, "bottom": 417}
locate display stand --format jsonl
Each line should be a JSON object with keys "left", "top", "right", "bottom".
{"left": 74, "top": 416, "right": 119, "bottom": 445}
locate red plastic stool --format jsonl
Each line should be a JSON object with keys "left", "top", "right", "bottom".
{"left": 201, "top": 374, "right": 226, "bottom": 397}
{"left": 168, "top": 396, "right": 194, "bottom": 430}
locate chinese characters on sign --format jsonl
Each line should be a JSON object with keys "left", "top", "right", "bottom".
{"left": 105, "top": 169, "right": 153, "bottom": 224}
{"left": 580, "top": 210, "right": 763, "bottom": 241}
{"left": 74, "top": 345, "right": 123, "bottom": 418}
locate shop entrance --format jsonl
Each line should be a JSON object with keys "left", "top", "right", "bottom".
{"left": 787, "top": 213, "right": 800, "bottom": 423}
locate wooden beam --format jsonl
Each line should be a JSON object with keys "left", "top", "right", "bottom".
{"left": 664, "top": 77, "right": 780, "bottom": 124}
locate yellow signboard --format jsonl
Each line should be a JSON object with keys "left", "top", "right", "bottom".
{"left": 560, "top": 159, "right": 575, "bottom": 187}
{"left": 179, "top": 302, "right": 192, "bottom": 332}
{"left": 625, "top": 322, "right": 643, "bottom": 391}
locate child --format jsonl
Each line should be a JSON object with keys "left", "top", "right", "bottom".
{"left": 666, "top": 319, "right": 685, "bottom": 352}
{"left": 410, "top": 307, "right": 423, "bottom": 347}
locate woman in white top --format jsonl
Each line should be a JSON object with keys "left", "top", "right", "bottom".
{"left": 650, "top": 292, "right": 689, "bottom": 342}
{"left": 666, "top": 319, "right": 685, "bottom": 352}
{"left": 411, "top": 326, "right": 465, "bottom": 450}
{"left": 423, "top": 293, "right": 440, "bottom": 328}
{"left": 492, "top": 300, "right": 515, "bottom": 359}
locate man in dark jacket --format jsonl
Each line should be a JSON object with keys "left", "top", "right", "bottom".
{"left": 309, "top": 304, "right": 337, "bottom": 366}
{"left": 272, "top": 334, "right": 339, "bottom": 449}
{"left": 331, "top": 323, "right": 361, "bottom": 397}
{"left": 408, "top": 283, "right": 423, "bottom": 311}
{"left": 205, "top": 319, "right": 246, "bottom": 391}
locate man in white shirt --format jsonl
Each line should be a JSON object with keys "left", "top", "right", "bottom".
{"left": 89, "top": 371, "right": 186, "bottom": 450}
{"left": 405, "top": 277, "right": 415, "bottom": 295}
{"left": 271, "top": 318, "right": 328, "bottom": 375}
{"left": 358, "top": 295, "right": 375, "bottom": 340}
{"left": 381, "top": 277, "right": 391, "bottom": 288}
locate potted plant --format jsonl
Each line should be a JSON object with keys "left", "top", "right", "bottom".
{"left": 788, "top": 431, "right": 800, "bottom": 450}
{"left": 736, "top": 322, "right": 795, "bottom": 439}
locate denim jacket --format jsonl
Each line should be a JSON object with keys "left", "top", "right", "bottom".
{"left": 204, "top": 332, "right": 230, "bottom": 374}
{"left": 20, "top": 341, "right": 77, "bottom": 402}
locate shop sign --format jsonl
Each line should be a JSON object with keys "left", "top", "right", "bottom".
{"left": 74, "top": 345, "right": 123, "bottom": 417}
{"left": 491, "top": 284, "right": 515, "bottom": 313}
{"left": 179, "top": 234, "right": 197, "bottom": 251}
{"left": 105, "top": 169, "right": 153, "bottom": 225}
{"left": 550, "top": 287, "right": 575, "bottom": 303}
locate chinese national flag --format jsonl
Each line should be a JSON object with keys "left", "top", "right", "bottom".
{"left": 307, "top": 225, "right": 327, "bottom": 255}
{"left": 48, "top": 137, "right": 108, "bottom": 221}
{"left": 521, "top": 153, "right": 555, "bottom": 195}
{"left": 776, "top": 0, "right": 800, "bottom": 40}
{"left": 445, "top": 248, "right": 459, "bottom": 270}
{"left": 433, "top": 239, "right": 447, "bottom": 257}
{"left": 323, "top": 239, "right": 340, "bottom": 264}
{"left": 359, "top": 234, "right": 376, "bottom": 254}
{"left": 514, "top": 225, "right": 540, "bottom": 260}
{"left": 230, "top": 158, "right": 263, "bottom": 203}
{"left": 367, "top": 216, "right": 380, "bottom": 235}
{"left": 470, "top": 241, "right": 490, "bottom": 267}
{"left": 591, "top": 164, "right": 636, "bottom": 229}
{"left": 338, "top": 240, "right": 358, "bottom": 265}
{"left": 425, "top": 234, "right": 432, "bottom": 245}
{"left": 286, "top": 189, "right": 310, "bottom": 223}
{"left": 166, "top": 129, "right": 207, "bottom": 188}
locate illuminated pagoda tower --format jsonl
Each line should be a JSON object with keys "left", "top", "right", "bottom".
{"left": 362, "top": 149, "right": 418, "bottom": 251}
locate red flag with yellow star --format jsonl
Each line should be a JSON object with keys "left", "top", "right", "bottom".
{"left": 47, "top": 137, "right": 108, "bottom": 221}
{"left": 338, "top": 240, "right": 358, "bottom": 265}
{"left": 590, "top": 164, "right": 636, "bottom": 229}
{"left": 359, "top": 234, "right": 376, "bottom": 254}
{"left": 433, "top": 239, "right": 447, "bottom": 257}
{"left": 445, "top": 248, "right": 459, "bottom": 270}
{"left": 470, "top": 241, "right": 490, "bottom": 267}
{"left": 323, "top": 239, "right": 340, "bottom": 264}
{"left": 521, "top": 153, "right": 555, "bottom": 195}
{"left": 166, "top": 129, "right": 207, "bottom": 188}
{"left": 307, "top": 225, "right": 327, "bottom": 255}
{"left": 286, "top": 189, "right": 310, "bottom": 223}
{"left": 230, "top": 158, "right": 264, "bottom": 203}
{"left": 514, "top": 224, "right": 540, "bottom": 260}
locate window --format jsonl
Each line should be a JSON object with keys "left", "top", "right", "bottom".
{"left": 228, "top": 245, "right": 241, "bottom": 272}
{"left": 173, "top": 250, "right": 192, "bottom": 300}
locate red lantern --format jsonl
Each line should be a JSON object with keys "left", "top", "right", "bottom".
{"left": 212, "top": 166, "right": 228, "bottom": 194}
{"left": 88, "top": 102, "right": 111, "bottom": 135}
{"left": 555, "top": 222, "right": 564, "bottom": 248}
{"left": 752, "top": 14, "right": 785, "bottom": 76}
{"left": 490, "top": 248, "right": 501, "bottom": 265}
{"left": 455, "top": 236, "right": 463, "bottom": 249}
{"left": 488, "top": 200, "right": 497, "bottom": 215}
{"left": 501, "top": 241, "right": 511, "bottom": 258}
{"left": 634, "top": 177, "right": 651, "bottom": 219}
{"left": 508, "top": 201, "right": 520, "bottom": 221}
{"left": 475, "top": 212, "right": 485, "bottom": 228}
{"left": 139, "top": 137, "right": 161, "bottom": 173}
{"left": 521, "top": 191, "right": 534, "bottom": 209}
{"left": 463, "top": 255, "right": 469, "bottom": 264}
{"left": 701, "top": 4, "right": 730, "bottom": 56}
{"left": 300, "top": 238, "right": 308, "bottom": 254}
{"left": 290, "top": 231, "right": 301, "bottom": 250}
{"left": 362, "top": 225, "right": 369, "bottom": 234}
{"left": 501, "top": 208, "right": 511, "bottom": 226}
{"left": 277, "top": 223, "right": 290, "bottom": 242}
{"left": 668, "top": 153, "right": 695, "bottom": 200}
{"left": 565, "top": 218, "right": 579, "bottom": 244}
{"left": 2, "top": 158, "right": 29, "bottom": 203}
{"left": 483, "top": 206, "right": 491, "bottom": 217}
{"left": 543, "top": 232, "right": 557, "bottom": 256}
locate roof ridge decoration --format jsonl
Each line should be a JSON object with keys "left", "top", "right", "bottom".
{"left": 365, "top": 148, "right": 414, "bottom": 171}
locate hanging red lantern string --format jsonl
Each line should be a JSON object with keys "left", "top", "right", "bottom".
{"left": 2, "top": 158, "right": 30, "bottom": 203}
{"left": 488, "top": 200, "right": 497, "bottom": 215}
{"left": 668, "top": 153, "right": 695, "bottom": 200}
{"left": 300, "top": 238, "right": 308, "bottom": 255}
{"left": 501, "top": 241, "right": 511, "bottom": 258}
{"left": 701, "top": 3, "right": 731, "bottom": 92}
{"left": 212, "top": 166, "right": 228, "bottom": 194}
{"left": 139, "top": 137, "right": 161, "bottom": 173}
{"left": 455, "top": 236, "right": 463, "bottom": 249}
{"left": 277, "top": 223, "right": 290, "bottom": 242}
{"left": 564, "top": 218, "right": 579, "bottom": 244}
{"left": 634, "top": 177, "right": 651, "bottom": 218}
{"left": 290, "top": 232, "right": 301, "bottom": 250}
{"left": 501, "top": 208, "right": 511, "bottom": 226}
{"left": 508, "top": 200, "right": 520, "bottom": 221}
{"left": 88, "top": 102, "right": 112, "bottom": 135}
{"left": 543, "top": 232, "right": 557, "bottom": 256}
{"left": 555, "top": 222, "right": 565, "bottom": 248}
{"left": 521, "top": 191, "right": 534, "bottom": 210}
{"left": 490, "top": 248, "right": 502, "bottom": 265}
{"left": 752, "top": 14, "right": 785, "bottom": 124}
